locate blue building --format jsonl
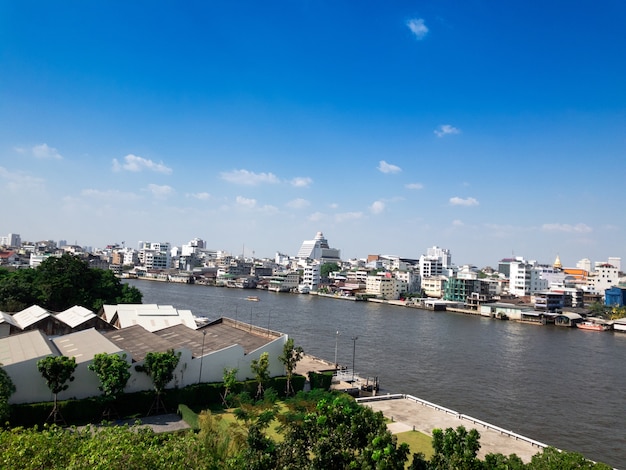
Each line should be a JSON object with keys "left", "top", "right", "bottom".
{"left": 605, "top": 286, "right": 626, "bottom": 307}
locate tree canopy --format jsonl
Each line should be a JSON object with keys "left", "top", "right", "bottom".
{"left": 88, "top": 352, "right": 131, "bottom": 401}
{"left": 0, "top": 364, "right": 16, "bottom": 422}
{"left": 0, "top": 253, "right": 142, "bottom": 312}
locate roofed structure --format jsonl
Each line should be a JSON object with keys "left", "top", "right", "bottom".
{"left": 155, "top": 318, "right": 278, "bottom": 357}
{"left": 102, "top": 325, "right": 179, "bottom": 362}
{"left": 0, "top": 329, "right": 58, "bottom": 366}
{"left": 100, "top": 304, "right": 197, "bottom": 332}
{"left": 52, "top": 328, "right": 123, "bottom": 363}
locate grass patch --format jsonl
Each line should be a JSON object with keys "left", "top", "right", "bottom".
{"left": 395, "top": 430, "right": 434, "bottom": 460}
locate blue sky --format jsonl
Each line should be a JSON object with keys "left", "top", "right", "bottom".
{"left": 1, "top": 1, "right": 624, "bottom": 268}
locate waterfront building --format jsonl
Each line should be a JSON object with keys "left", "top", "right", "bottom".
{"left": 296, "top": 231, "right": 341, "bottom": 263}
{"left": 138, "top": 241, "right": 172, "bottom": 270}
{"left": 299, "top": 260, "right": 321, "bottom": 291}
{"left": 604, "top": 286, "right": 626, "bottom": 307}
{"left": 586, "top": 263, "right": 619, "bottom": 294}
{"left": 443, "top": 277, "right": 488, "bottom": 303}
{"left": 366, "top": 272, "right": 406, "bottom": 300}
{"left": 421, "top": 275, "right": 447, "bottom": 298}
{"left": 267, "top": 272, "right": 299, "bottom": 292}
{"left": 533, "top": 291, "right": 564, "bottom": 312}
{"left": 508, "top": 259, "right": 548, "bottom": 297}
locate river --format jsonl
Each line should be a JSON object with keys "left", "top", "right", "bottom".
{"left": 125, "top": 279, "right": 626, "bottom": 467}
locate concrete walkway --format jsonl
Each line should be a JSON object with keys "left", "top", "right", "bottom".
{"left": 362, "top": 396, "right": 545, "bottom": 463}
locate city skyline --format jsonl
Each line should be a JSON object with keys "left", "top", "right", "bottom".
{"left": 1, "top": 1, "right": 624, "bottom": 268}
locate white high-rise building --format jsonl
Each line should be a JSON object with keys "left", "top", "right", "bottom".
{"left": 296, "top": 232, "right": 341, "bottom": 262}
{"left": 0, "top": 233, "right": 21, "bottom": 248}
{"left": 509, "top": 259, "right": 548, "bottom": 297}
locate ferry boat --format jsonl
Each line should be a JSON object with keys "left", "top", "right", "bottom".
{"left": 297, "top": 284, "right": 311, "bottom": 294}
{"left": 576, "top": 321, "right": 610, "bottom": 331}
{"left": 246, "top": 295, "right": 260, "bottom": 302}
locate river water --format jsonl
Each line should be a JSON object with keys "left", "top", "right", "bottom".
{"left": 125, "top": 280, "right": 626, "bottom": 467}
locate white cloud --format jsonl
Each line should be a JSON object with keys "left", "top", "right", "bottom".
{"left": 290, "top": 177, "right": 313, "bottom": 188}
{"left": 434, "top": 124, "right": 461, "bottom": 138}
{"left": 370, "top": 201, "right": 385, "bottom": 215}
{"left": 221, "top": 169, "right": 279, "bottom": 185}
{"left": 407, "top": 18, "right": 428, "bottom": 40}
{"left": 449, "top": 196, "right": 479, "bottom": 207}
{"left": 0, "top": 166, "right": 45, "bottom": 190}
{"left": 188, "top": 192, "right": 211, "bottom": 200}
{"left": 329, "top": 203, "right": 339, "bottom": 209}
{"left": 378, "top": 160, "right": 402, "bottom": 174}
{"left": 113, "top": 154, "right": 172, "bottom": 174}
{"left": 542, "top": 223, "right": 592, "bottom": 234}
{"left": 32, "top": 143, "right": 63, "bottom": 159}
{"left": 335, "top": 211, "right": 363, "bottom": 222}
{"left": 452, "top": 219, "right": 464, "bottom": 226}
{"left": 287, "top": 198, "right": 310, "bottom": 209}
{"left": 235, "top": 195, "right": 257, "bottom": 208}
{"left": 146, "top": 184, "right": 174, "bottom": 198}
{"left": 405, "top": 182, "right": 424, "bottom": 190}
{"left": 308, "top": 211, "right": 325, "bottom": 222}
{"left": 81, "top": 189, "right": 140, "bottom": 201}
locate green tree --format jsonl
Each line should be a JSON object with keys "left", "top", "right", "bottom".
{"left": 0, "top": 253, "right": 142, "bottom": 312}
{"left": 430, "top": 426, "right": 481, "bottom": 470}
{"left": 37, "top": 355, "right": 77, "bottom": 424}
{"left": 250, "top": 352, "right": 270, "bottom": 400}
{"left": 276, "top": 391, "right": 409, "bottom": 469}
{"left": 528, "top": 446, "right": 612, "bottom": 469}
{"left": 88, "top": 352, "right": 131, "bottom": 418}
{"left": 0, "top": 363, "right": 16, "bottom": 422}
{"left": 221, "top": 367, "right": 238, "bottom": 407}
{"left": 320, "top": 262, "right": 341, "bottom": 279}
{"left": 278, "top": 338, "right": 304, "bottom": 397}
{"left": 136, "top": 349, "right": 181, "bottom": 415}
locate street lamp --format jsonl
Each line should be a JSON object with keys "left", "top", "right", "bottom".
{"left": 198, "top": 329, "right": 207, "bottom": 383}
{"left": 334, "top": 331, "right": 339, "bottom": 369}
{"left": 351, "top": 336, "right": 358, "bottom": 382}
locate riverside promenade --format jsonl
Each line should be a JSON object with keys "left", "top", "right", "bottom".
{"left": 295, "top": 354, "right": 546, "bottom": 463}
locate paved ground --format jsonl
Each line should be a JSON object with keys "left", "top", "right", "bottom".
{"left": 363, "top": 397, "right": 545, "bottom": 463}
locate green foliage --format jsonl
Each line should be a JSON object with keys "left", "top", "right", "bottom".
{"left": 278, "top": 338, "right": 304, "bottom": 396}
{"left": 177, "top": 404, "right": 199, "bottom": 430}
{"left": 430, "top": 426, "right": 481, "bottom": 470}
{"left": 250, "top": 352, "right": 270, "bottom": 400}
{"left": 0, "top": 364, "right": 16, "bottom": 421}
{"left": 88, "top": 352, "right": 131, "bottom": 401}
{"left": 37, "top": 356, "right": 77, "bottom": 396}
{"left": 222, "top": 367, "right": 238, "bottom": 406}
{"left": 308, "top": 370, "right": 334, "bottom": 390}
{"left": 528, "top": 446, "right": 613, "bottom": 469}
{"left": 320, "top": 262, "right": 341, "bottom": 279}
{"left": 0, "top": 253, "right": 142, "bottom": 312}
{"left": 137, "top": 350, "right": 181, "bottom": 394}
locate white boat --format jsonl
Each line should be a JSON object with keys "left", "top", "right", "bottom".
{"left": 298, "top": 284, "right": 310, "bottom": 294}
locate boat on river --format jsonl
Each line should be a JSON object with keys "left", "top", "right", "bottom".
{"left": 246, "top": 295, "right": 260, "bottom": 302}
{"left": 576, "top": 321, "right": 610, "bottom": 331}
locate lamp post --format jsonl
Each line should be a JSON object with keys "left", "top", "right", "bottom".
{"left": 351, "top": 336, "right": 358, "bottom": 382}
{"left": 198, "top": 329, "right": 207, "bottom": 383}
{"left": 334, "top": 331, "right": 339, "bottom": 369}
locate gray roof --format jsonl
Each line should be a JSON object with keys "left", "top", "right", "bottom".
{"left": 0, "top": 329, "right": 58, "bottom": 366}
{"left": 52, "top": 328, "right": 122, "bottom": 364}
{"left": 155, "top": 318, "right": 275, "bottom": 357}
{"left": 103, "top": 325, "right": 178, "bottom": 362}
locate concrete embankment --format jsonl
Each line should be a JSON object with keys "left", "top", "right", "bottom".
{"left": 296, "top": 354, "right": 546, "bottom": 463}
{"left": 360, "top": 394, "right": 545, "bottom": 463}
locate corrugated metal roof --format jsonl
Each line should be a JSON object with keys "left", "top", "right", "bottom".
{"left": 103, "top": 325, "right": 178, "bottom": 362}
{"left": 56, "top": 306, "right": 96, "bottom": 328}
{"left": 13, "top": 305, "right": 50, "bottom": 328}
{"left": 100, "top": 304, "right": 197, "bottom": 332}
{"left": 0, "top": 329, "right": 58, "bottom": 365}
{"left": 52, "top": 328, "right": 122, "bottom": 364}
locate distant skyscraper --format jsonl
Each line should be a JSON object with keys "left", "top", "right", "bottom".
{"left": 296, "top": 232, "right": 341, "bottom": 262}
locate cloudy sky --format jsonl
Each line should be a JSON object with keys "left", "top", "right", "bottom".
{"left": 1, "top": 1, "right": 624, "bottom": 267}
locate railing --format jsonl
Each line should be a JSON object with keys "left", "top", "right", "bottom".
{"left": 356, "top": 393, "right": 548, "bottom": 449}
